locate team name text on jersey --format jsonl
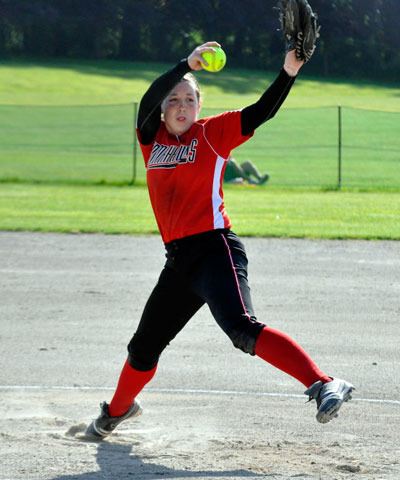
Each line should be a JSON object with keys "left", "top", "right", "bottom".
{"left": 148, "top": 139, "right": 198, "bottom": 169}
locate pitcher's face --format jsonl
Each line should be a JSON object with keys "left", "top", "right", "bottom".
{"left": 162, "top": 81, "right": 201, "bottom": 136}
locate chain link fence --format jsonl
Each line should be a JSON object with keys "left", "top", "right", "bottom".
{"left": 0, "top": 104, "right": 399, "bottom": 189}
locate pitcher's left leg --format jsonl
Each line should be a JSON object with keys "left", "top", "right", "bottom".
{"left": 214, "top": 231, "right": 330, "bottom": 385}
{"left": 192, "top": 230, "right": 354, "bottom": 423}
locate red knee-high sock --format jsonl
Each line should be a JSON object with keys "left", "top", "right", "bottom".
{"left": 255, "top": 326, "right": 331, "bottom": 388}
{"left": 108, "top": 359, "right": 157, "bottom": 417}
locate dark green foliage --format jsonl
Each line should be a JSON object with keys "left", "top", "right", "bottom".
{"left": 0, "top": 0, "right": 399, "bottom": 80}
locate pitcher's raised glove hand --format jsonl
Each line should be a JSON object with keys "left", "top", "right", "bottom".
{"left": 278, "top": 0, "right": 320, "bottom": 63}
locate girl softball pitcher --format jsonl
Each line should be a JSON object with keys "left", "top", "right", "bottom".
{"left": 86, "top": 41, "right": 354, "bottom": 438}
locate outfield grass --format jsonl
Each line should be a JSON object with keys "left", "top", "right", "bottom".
{"left": 0, "top": 59, "right": 399, "bottom": 239}
{"left": 1, "top": 183, "right": 399, "bottom": 240}
{"left": 1, "top": 59, "right": 400, "bottom": 110}
{"left": 1, "top": 59, "right": 399, "bottom": 188}
{"left": 0, "top": 103, "right": 399, "bottom": 188}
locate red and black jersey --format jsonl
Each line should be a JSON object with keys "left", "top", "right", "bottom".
{"left": 138, "top": 111, "right": 252, "bottom": 243}
{"left": 137, "top": 60, "right": 296, "bottom": 244}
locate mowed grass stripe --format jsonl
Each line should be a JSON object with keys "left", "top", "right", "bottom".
{"left": 1, "top": 104, "right": 399, "bottom": 188}
{"left": 1, "top": 59, "right": 399, "bottom": 110}
{"left": 0, "top": 184, "right": 399, "bottom": 239}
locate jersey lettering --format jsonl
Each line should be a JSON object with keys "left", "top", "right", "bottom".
{"left": 148, "top": 139, "right": 198, "bottom": 169}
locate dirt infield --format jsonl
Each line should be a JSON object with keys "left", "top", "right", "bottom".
{"left": 0, "top": 232, "right": 399, "bottom": 479}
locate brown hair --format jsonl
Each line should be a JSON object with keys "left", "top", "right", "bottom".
{"left": 181, "top": 73, "right": 201, "bottom": 102}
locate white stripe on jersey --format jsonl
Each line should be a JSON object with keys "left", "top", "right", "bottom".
{"left": 212, "top": 156, "right": 225, "bottom": 229}
{"left": 197, "top": 121, "right": 227, "bottom": 230}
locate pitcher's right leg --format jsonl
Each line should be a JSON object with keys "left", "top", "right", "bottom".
{"left": 86, "top": 266, "right": 204, "bottom": 438}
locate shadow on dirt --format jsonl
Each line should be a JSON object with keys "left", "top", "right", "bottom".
{"left": 51, "top": 441, "right": 265, "bottom": 480}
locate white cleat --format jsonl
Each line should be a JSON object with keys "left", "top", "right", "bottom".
{"left": 305, "top": 378, "right": 354, "bottom": 424}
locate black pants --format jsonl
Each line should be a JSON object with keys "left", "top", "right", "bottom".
{"left": 128, "top": 229, "right": 265, "bottom": 371}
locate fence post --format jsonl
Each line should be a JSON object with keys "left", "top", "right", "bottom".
{"left": 132, "top": 102, "right": 138, "bottom": 185}
{"left": 338, "top": 105, "right": 342, "bottom": 189}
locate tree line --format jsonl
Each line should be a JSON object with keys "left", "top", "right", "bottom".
{"left": 0, "top": 0, "right": 399, "bottom": 80}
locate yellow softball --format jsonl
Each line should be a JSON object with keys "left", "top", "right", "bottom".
{"left": 201, "top": 47, "right": 227, "bottom": 73}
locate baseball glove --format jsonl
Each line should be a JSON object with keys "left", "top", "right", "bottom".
{"left": 277, "top": 0, "right": 320, "bottom": 63}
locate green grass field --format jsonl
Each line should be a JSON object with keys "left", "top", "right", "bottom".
{"left": 1, "top": 183, "right": 399, "bottom": 239}
{"left": 0, "top": 59, "right": 399, "bottom": 239}
{"left": 1, "top": 103, "right": 399, "bottom": 188}
{"left": 1, "top": 59, "right": 400, "bottom": 110}
{"left": 1, "top": 59, "right": 399, "bottom": 188}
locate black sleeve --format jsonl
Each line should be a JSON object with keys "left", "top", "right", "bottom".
{"left": 241, "top": 69, "right": 297, "bottom": 136}
{"left": 137, "top": 59, "right": 192, "bottom": 145}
